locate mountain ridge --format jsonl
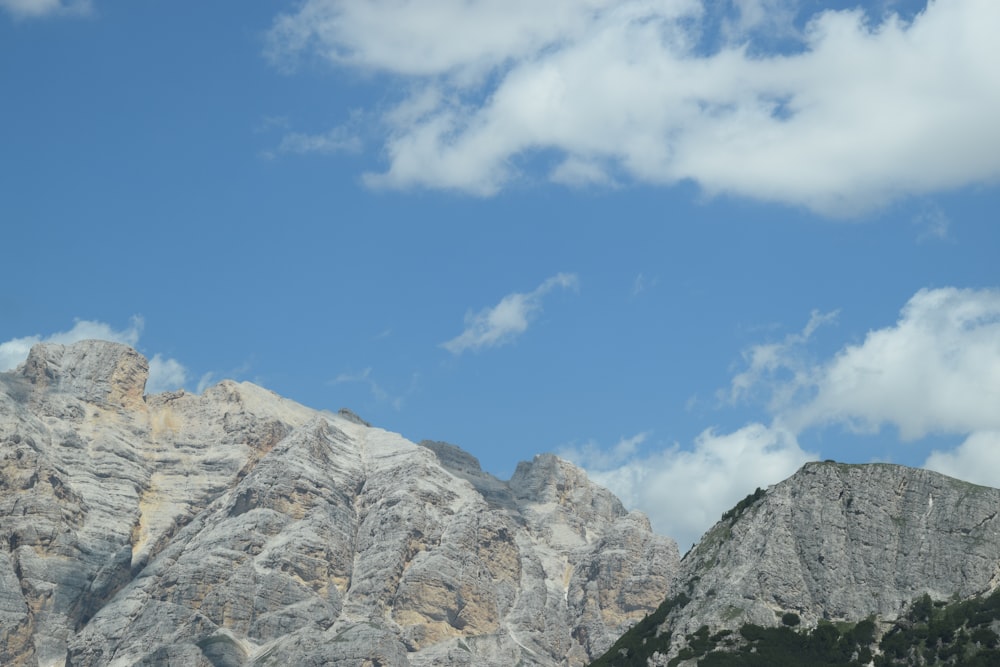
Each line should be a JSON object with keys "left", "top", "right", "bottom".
{"left": 6, "top": 340, "right": 1000, "bottom": 666}
{"left": 0, "top": 340, "right": 678, "bottom": 666}
{"left": 595, "top": 459, "right": 1000, "bottom": 665}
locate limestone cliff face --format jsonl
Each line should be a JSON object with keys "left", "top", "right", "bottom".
{"left": 0, "top": 341, "right": 678, "bottom": 667}
{"left": 654, "top": 461, "right": 1000, "bottom": 661}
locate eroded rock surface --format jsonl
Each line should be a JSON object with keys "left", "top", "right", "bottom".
{"left": 653, "top": 461, "right": 1000, "bottom": 662}
{"left": 0, "top": 341, "right": 678, "bottom": 666}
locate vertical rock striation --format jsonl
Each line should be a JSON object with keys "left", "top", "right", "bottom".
{"left": 0, "top": 341, "right": 678, "bottom": 666}
{"left": 649, "top": 461, "right": 1000, "bottom": 662}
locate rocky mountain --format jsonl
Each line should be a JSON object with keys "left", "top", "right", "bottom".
{"left": 9, "top": 340, "right": 1000, "bottom": 667}
{"left": 0, "top": 341, "right": 679, "bottom": 666}
{"left": 594, "top": 461, "right": 1000, "bottom": 665}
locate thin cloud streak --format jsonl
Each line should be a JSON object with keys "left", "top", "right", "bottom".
{"left": 276, "top": 127, "right": 362, "bottom": 156}
{"left": 331, "top": 367, "right": 413, "bottom": 411}
{"left": 442, "top": 273, "right": 579, "bottom": 354}
{"left": 727, "top": 308, "right": 839, "bottom": 408}
{"left": 913, "top": 204, "right": 952, "bottom": 242}
{"left": 0, "top": 0, "right": 91, "bottom": 19}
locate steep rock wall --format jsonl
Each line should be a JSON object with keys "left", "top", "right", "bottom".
{"left": 655, "top": 461, "right": 1000, "bottom": 661}
{"left": 0, "top": 341, "right": 678, "bottom": 667}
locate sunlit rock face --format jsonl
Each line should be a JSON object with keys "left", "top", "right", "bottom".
{"left": 0, "top": 340, "right": 678, "bottom": 667}
{"left": 646, "top": 461, "right": 1000, "bottom": 663}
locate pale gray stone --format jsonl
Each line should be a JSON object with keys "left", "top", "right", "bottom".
{"left": 0, "top": 341, "right": 678, "bottom": 666}
{"left": 652, "top": 461, "right": 1000, "bottom": 662}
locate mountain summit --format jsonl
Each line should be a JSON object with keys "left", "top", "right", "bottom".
{"left": 594, "top": 460, "right": 1000, "bottom": 665}
{"left": 0, "top": 340, "right": 678, "bottom": 666}
{"left": 9, "top": 340, "right": 1000, "bottom": 667}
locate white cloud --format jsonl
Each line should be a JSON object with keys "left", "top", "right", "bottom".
{"left": 562, "top": 424, "right": 814, "bottom": 551}
{"left": 331, "top": 367, "right": 413, "bottom": 411}
{"left": 276, "top": 132, "right": 357, "bottom": 156}
{"left": 725, "top": 289, "right": 1000, "bottom": 441}
{"left": 146, "top": 354, "right": 189, "bottom": 394}
{"left": 560, "top": 432, "right": 650, "bottom": 471}
{"left": 721, "top": 0, "right": 799, "bottom": 42}
{"left": 442, "top": 273, "right": 578, "bottom": 354}
{"left": 549, "top": 157, "right": 616, "bottom": 189}
{"left": 0, "top": 317, "right": 190, "bottom": 396}
{"left": 275, "top": 126, "right": 362, "bottom": 156}
{"left": 784, "top": 288, "right": 1000, "bottom": 439}
{"left": 729, "top": 286, "right": 1000, "bottom": 489}
{"left": 0, "top": 318, "right": 142, "bottom": 371}
{"left": 196, "top": 372, "right": 216, "bottom": 395}
{"left": 727, "top": 309, "right": 838, "bottom": 407}
{"left": 265, "top": 0, "right": 689, "bottom": 79}
{"left": 570, "top": 285, "right": 1000, "bottom": 546}
{"left": 924, "top": 431, "right": 1000, "bottom": 488}
{"left": 0, "top": 337, "right": 37, "bottom": 372}
{"left": 630, "top": 273, "right": 658, "bottom": 298}
{"left": 0, "top": 0, "right": 90, "bottom": 19}
{"left": 266, "top": 0, "right": 1000, "bottom": 215}
{"left": 913, "top": 203, "right": 952, "bottom": 242}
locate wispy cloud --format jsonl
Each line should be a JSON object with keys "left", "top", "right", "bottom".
{"left": 258, "top": 110, "right": 365, "bottom": 160}
{"left": 0, "top": 317, "right": 189, "bottom": 394}
{"left": 559, "top": 432, "right": 650, "bottom": 471}
{"left": 441, "top": 272, "right": 578, "bottom": 355}
{"left": 192, "top": 360, "right": 253, "bottom": 396}
{"left": 0, "top": 0, "right": 91, "bottom": 19}
{"left": 265, "top": 0, "right": 1000, "bottom": 215}
{"left": 912, "top": 203, "right": 952, "bottom": 242}
{"left": 274, "top": 126, "right": 362, "bottom": 156}
{"left": 196, "top": 372, "right": 217, "bottom": 395}
{"left": 719, "top": 0, "right": 799, "bottom": 44}
{"left": 254, "top": 115, "right": 290, "bottom": 133}
{"left": 330, "top": 367, "right": 415, "bottom": 411}
{"left": 631, "top": 272, "right": 657, "bottom": 298}
{"left": 726, "top": 308, "right": 839, "bottom": 407}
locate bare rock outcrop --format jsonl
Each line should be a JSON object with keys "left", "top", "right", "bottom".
{"left": 653, "top": 461, "right": 1000, "bottom": 661}
{"left": 0, "top": 341, "right": 678, "bottom": 666}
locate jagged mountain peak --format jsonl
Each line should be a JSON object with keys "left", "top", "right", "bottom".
{"left": 17, "top": 340, "right": 149, "bottom": 407}
{"left": 419, "top": 439, "right": 485, "bottom": 476}
{"left": 0, "top": 340, "right": 678, "bottom": 667}
{"left": 510, "top": 453, "right": 623, "bottom": 511}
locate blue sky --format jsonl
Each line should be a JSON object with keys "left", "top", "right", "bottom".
{"left": 2, "top": 0, "right": 998, "bottom": 548}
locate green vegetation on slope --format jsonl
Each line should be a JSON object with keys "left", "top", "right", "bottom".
{"left": 875, "top": 591, "right": 1000, "bottom": 666}
{"left": 720, "top": 488, "right": 765, "bottom": 524}
{"left": 588, "top": 592, "right": 691, "bottom": 667}
{"left": 589, "top": 589, "right": 1000, "bottom": 666}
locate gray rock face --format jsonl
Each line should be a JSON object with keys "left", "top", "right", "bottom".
{"left": 0, "top": 341, "right": 678, "bottom": 666}
{"left": 655, "top": 461, "right": 1000, "bottom": 660}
